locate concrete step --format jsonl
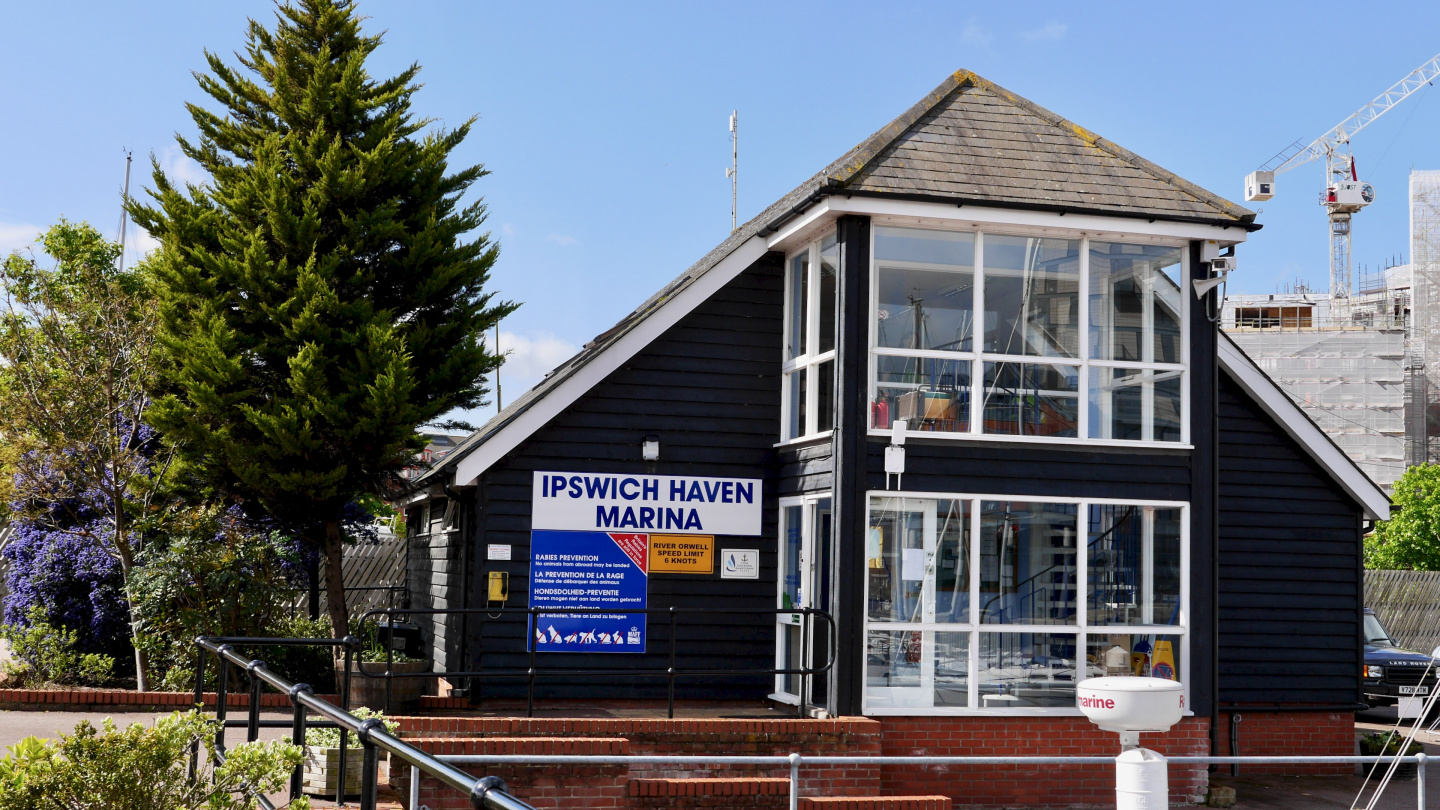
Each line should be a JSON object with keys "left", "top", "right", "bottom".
{"left": 630, "top": 777, "right": 790, "bottom": 808}
{"left": 799, "top": 798, "right": 953, "bottom": 810}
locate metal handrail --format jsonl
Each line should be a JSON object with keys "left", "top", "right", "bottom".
{"left": 354, "top": 606, "right": 837, "bottom": 718}
{"left": 416, "top": 751, "right": 1430, "bottom": 810}
{"left": 194, "top": 637, "right": 537, "bottom": 810}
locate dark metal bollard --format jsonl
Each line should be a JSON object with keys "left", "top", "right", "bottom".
{"left": 246, "top": 659, "right": 266, "bottom": 743}
{"left": 668, "top": 607, "right": 678, "bottom": 719}
{"left": 190, "top": 640, "right": 206, "bottom": 779}
{"left": 339, "top": 635, "right": 358, "bottom": 807}
{"left": 289, "top": 683, "right": 311, "bottom": 800}
{"left": 357, "top": 718, "right": 383, "bottom": 810}
{"left": 214, "top": 644, "right": 234, "bottom": 777}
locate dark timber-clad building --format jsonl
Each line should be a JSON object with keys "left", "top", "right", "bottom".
{"left": 405, "top": 71, "right": 1388, "bottom": 805}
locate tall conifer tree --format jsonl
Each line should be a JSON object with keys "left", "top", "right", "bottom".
{"left": 130, "top": 0, "right": 513, "bottom": 639}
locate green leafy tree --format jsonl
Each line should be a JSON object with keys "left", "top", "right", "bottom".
{"left": 0, "top": 711, "right": 305, "bottom": 810}
{"left": 0, "top": 220, "right": 168, "bottom": 688}
{"left": 1365, "top": 463, "right": 1440, "bottom": 570}
{"left": 129, "top": 0, "right": 514, "bottom": 639}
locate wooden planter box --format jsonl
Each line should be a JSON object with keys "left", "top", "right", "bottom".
{"left": 336, "top": 660, "right": 431, "bottom": 711}
{"left": 302, "top": 745, "right": 388, "bottom": 797}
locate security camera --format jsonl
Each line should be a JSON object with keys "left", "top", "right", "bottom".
{"left": 1210, "top": 256, "right": 1236, "bottom": 273}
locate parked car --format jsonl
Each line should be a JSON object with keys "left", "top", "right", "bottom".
{"left": 1363, "top": 607, "right": 1439, "bottom": 708}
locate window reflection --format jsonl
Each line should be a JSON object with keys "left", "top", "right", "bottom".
{"left": 1087, "top": 505, "right": 1182, "bottom": 626}
{"left": 978, "top": 501, "right": 1078, "bottom": 625}
{"left": 982, "top": 361, "right": 1079, "bottom": 437}
{"left": 978, "top": 632, "right": 1076, "bottom": 708}
{"left": 983, "top": 235, "right": 1080, "bottom": 358}
{"left": 1088, "top": 243, "right": 1183, "bottom": 363}
{"left": 873, "top": 355, "right": 970, "bottom": 433}
{"left": 875, "top": 227, "right": 975, "bottom": 352}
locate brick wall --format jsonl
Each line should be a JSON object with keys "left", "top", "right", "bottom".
{"left": 395, "top": 737, "right": 631, "bottom": 810}
{"left": 878, "top": 716, "right": 1211, "bottom": 807}
{"left": 1217, "top": 711, "right": 1355, "bottom": 774}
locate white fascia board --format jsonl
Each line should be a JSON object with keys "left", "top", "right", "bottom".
{"left": 822, "top": 196, "right": 1251, "bottom": 246}
{"left": 454, "top": 236, "right": 772, "bottom": 486}
{"left": 1218, "top": 337, "right": 1389, "bottom": 521}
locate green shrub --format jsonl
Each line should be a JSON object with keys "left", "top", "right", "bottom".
{"left": 354, "top": 618, "right": 426, "bottom": 664}
{"left": 0, "top": 607, "right": 115, "bottom": 687}
{"left": 303, "top": 707, "right": 398, "bottom": 748}
{"left": 130, "top": 505, "right": 307, "bottom": 689}
{"left": 0, "top": 737, "right": 52, "bottom": 793}
{"left": 0, "top": 710, "right": 307, "bottom": 810}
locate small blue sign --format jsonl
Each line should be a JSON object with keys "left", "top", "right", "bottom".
{"left": 529, "top": 530, "right": 648, "bottom": 653}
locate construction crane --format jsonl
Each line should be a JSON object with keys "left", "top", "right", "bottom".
{"left": 1245, "top": 52, "right": 1440, "bottom": 318}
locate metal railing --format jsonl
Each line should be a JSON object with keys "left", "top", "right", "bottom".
{"left": 355, "top": 606, "right": 836, "bottom": 718}
{"left": 410, "top": 751, "right": 1430, "bottom": 810}
{"left": 194, "top": 636, "right": 537, "bottom": 810}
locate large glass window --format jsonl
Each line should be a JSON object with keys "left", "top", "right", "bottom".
{"left": 869, "top": 227, "right": 1187, "bottom": 444}
{"left": 783, "top": 235, "right": 838, "bottom": 440}
{"left": 863, "top": 493, "right": 1187, "bottom": 714}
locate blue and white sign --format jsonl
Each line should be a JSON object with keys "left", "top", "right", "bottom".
{"left": 529, "top": 530, "right": 649, "bottom": 653}
{"left": 532, "top": 471, "right": 763, "bottom": 536}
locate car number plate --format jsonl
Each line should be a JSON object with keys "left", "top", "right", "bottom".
{"left": 1399, "top": 686, "right": 1430, "bottom": 695}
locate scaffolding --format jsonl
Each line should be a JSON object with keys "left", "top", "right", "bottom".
{"left": 1228, "top": 328, "right": 1407, "bottom": 489}
{"left": 1413, "top": 170, "right": 1440, "bottom": 463}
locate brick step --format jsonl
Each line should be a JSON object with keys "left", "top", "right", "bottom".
{"left": 631, "top": 777, "right": 790, "bottom": 808}
{"left": 799, "top": 799, "right": 952, "bottom": 810}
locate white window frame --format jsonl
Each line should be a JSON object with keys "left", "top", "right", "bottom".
{"left": 861, "top": 490, "right": 1189, "bottom": 717}
{"left": 781, "top": 235, "right": 837, "bottom": 443}
{"left": 867, "top": 226, "right": 1191, "bottom": 448}
{"left": 772, "top": 493, "right": 831, "bottom": 705}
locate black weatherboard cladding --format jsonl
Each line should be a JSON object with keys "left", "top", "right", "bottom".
{"left": 1216, "top": 372, "right": 1364, "bottom": 706}
{"left": 467, "top": 256, "right": 784, "bottom": 700}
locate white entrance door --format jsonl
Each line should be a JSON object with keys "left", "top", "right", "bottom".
{"left": 864, "top": 499, "right": 937, "bottom": 708}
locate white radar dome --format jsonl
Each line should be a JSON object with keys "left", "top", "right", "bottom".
{"left": 1076, "top": 676, "right": 1185, "bottom": 733}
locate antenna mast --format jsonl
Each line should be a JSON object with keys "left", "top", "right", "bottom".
{"left": 727, "top": 111, "right": 738, "bottom": 232}
{"left": 117, "top": 149, "right": 133, "bottom": 272}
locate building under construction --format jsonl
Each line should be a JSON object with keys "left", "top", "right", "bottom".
{"left": 1221, "top": 169, "right": 1440, "bottom": 490}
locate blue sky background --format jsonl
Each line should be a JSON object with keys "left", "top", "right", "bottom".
{"left": 5, "top": 1, "right": 1440, "bottom": 424}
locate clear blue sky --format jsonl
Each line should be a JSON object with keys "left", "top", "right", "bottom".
{"left": 5, "top": 1, "right": 1440, "bottom": 423}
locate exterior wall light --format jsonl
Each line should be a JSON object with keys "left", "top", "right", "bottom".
{"left": 642, "top": 435, "right": 660, "bottom": 461}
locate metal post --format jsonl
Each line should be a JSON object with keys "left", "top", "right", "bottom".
{"left": 527, "top": 607, "right": 537, "bottom": 718}
{"left": 358, "top": 718, "right": 381, "bottom": 810}
{"left": 788, "top": 752, "right": 801, "bottom": 810}
{"left": 668, "top": 607, "right": 678, "bottom": 719}
{"left": 1419, "top": 752, "right": 1428, "bottom": 809}
{"left": 289, "top": 684, "right": 310, "bottom": 800}
{"left": 799, "top": 612, "right": 809, "bottom": 718}
{"left": 214, "top": 645, "right": 232, "bottom": 773}
{"left": 410, "top": 764, "right": 420, "bottom": 810}
{"left": 339, "top": 637, "right": 355, "bottom": 807}
{"left": 247, "top": 660, "right": 265, "bottom": 743}
{"left": 385, "top": 623, "right": 394, "bottom": 715}
{"left": 190, "top": 643, "right": 206, "bottom": 779}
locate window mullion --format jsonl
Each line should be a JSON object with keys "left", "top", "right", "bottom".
{"left": 1078, "top": 237, "right": 1090, "bottom": 440}
{"left": 972, "top": 232, "right": 985, "bottom": 435}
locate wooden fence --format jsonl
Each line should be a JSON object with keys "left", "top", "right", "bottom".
{"left": 288, "top": 531, "right": 408, "bottom": 622}
{"left": 1364, "top": 569, "right": 1440, "bottom": 653}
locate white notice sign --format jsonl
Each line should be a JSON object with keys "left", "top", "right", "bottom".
{"left": 533, "top": 471, "right": 762, "bottom": 536}
{"left": 720, "top": 549, "right": 760, "bottom": 580}
{"left": 486, "top": 544, "right": 512, "bottom": 561}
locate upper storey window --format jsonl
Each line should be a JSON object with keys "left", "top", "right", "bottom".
{"left": 870, "top": 226, "right": 1187, "bottom": 445}
{"left": 783, "top": 235, "right": 838, "bottom": 441}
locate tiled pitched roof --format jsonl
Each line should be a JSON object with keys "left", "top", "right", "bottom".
{"left": 415, "top": 70, "right": 1256, "bottom": 485}
{"left": 837, "top": 77, "right": 1255, "bottom": 222}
